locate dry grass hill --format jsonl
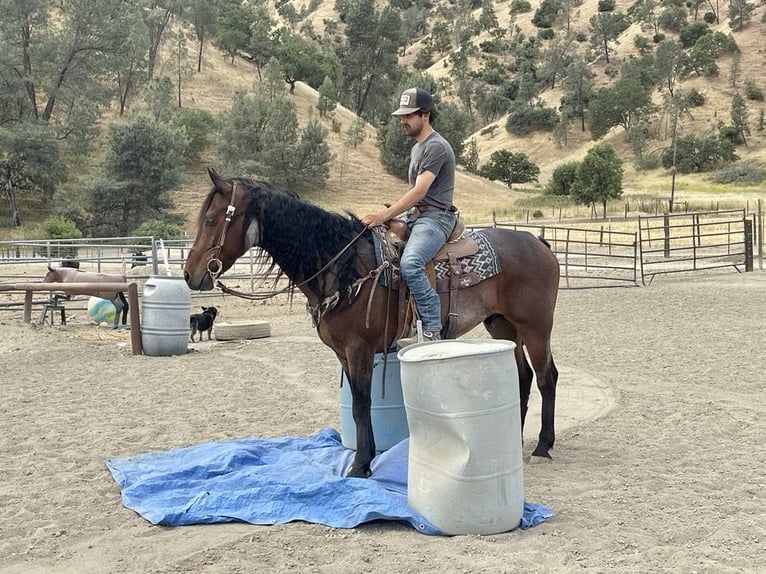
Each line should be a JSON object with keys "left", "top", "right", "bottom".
{"left": 169, "top": 0, "right": 766, "bottom": 231}
{"left": 2, "top": 0, "right": 756, "bottom": 238}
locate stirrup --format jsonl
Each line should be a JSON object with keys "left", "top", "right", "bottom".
{"left": 396, "top": 330, "right": 441, "bottom": 350}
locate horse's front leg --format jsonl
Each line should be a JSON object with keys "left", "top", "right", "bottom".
{"left": 344, "top": 352, "right": 376, "bottom": 478}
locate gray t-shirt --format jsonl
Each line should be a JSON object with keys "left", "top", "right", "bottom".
{"left": 409, "top": 131, "right": 455, "bottom": 210}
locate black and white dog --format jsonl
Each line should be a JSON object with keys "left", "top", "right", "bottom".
{"left": 189, "top": 306, "right": 219, "bottom": 342}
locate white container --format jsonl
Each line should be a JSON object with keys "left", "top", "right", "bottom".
{"left": 398, "top": 339, "right": 523, "bottom": 535}
{"left": 140, "top": 276, "right": 192, "bottom": 356}
{"left": 339, "top": 352, "right": 408, "bottom": 451}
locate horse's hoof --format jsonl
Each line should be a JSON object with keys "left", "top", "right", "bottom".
{"left": 528, "top": 453, "right": 553, "bottom": 464}
{"left": 347, "top": 465, "right": 371, "bottom": 479}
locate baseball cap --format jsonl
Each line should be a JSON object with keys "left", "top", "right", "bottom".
{"left": 391, "top": 87, "right": 434, "bottom": 115}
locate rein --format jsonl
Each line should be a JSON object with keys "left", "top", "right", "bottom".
{"left": 216, "top": 226, "right": 369, "bottom": 302}
{"left": 208, "top": 182, "right": 370, "bottom": 303}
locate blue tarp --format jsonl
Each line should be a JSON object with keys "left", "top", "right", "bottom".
{"left": 106, "top": 428, "right": 554, "bottom": 535}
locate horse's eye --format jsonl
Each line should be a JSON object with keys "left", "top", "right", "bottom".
{"left": 204, "top": 217, "right": 216, "bottom": 227}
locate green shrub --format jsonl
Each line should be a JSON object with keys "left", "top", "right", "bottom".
{"left": 38, "top": 216, "right": 82, "bottom": 258}
{"left": 532, "top": 0, "right": 559, "bottom": 28}
{"left": 709, "top": 159, "right": 766, "bottom": 185}
{"left": 685, "top": 89, "right": 706, "bottom": 107}
{"left": 132, "top": 219, "right": 183, "bottom": 239}
{"left": 679, "top": 22, "right": 710, "bottom": 48}
{"left": 509, "top": 0, "right": 532, "bottom": 14}
{"left": 661, "top": 134, "right": 737, "bottom": 173}
{"left": 538, "top": 27, "right": 555, "bottom": 40}
{"left": 41, "top": 215, "right": 82, "bottom": 240}
{"left": 171, "top": 108, "right": 214, "bottom": 165}
{"left": 598, "top": 0, "right": 616, "bottom": 11}
{"left": 634, "top": 35, "right": 651, "bottom": 54}
{"left": 744, "top": 79, "right": 764, "bottom": 101}
{"left": 505, "top": 104, "right": 559, "bottom": 135}
{"left": 413, "top": 46, "right": 434, "bottom": 69}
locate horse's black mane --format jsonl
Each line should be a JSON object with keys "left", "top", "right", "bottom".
{"left": 232, "top": 178, "right": 373, "bottom": 299}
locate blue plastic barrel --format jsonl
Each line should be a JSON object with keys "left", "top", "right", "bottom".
{"left": 339, "top": 352, "right": 409, "bottom": 452}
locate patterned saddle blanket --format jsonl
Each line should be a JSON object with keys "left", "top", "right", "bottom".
{"left": 371, "top": 227, "right": 501, "bottom": 292}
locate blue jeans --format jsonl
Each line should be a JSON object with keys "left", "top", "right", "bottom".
{"left": 400, "top": 210, "right": 457, "bottom": 334}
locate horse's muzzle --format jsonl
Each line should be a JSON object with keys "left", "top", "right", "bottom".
{"left": 184, "top": 270, "right": 214, "bottom": 291}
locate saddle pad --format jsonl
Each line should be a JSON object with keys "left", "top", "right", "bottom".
{"left": 373, "top": 229, "right": 501, "bottom": 290}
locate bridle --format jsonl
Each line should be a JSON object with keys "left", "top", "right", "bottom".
{"left": 203, "top": 181, "right": 241, "bottom": 284}
{"left": 202, "top": 180, "right": 372, "bottom": 305}
{"left": 198, "top": 179, "right": 397, "bottom": 367}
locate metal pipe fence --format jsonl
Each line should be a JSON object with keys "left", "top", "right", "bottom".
{"left": 637, "top": 210, "right": 752, "bottom": 285}
{"left": 1, "top": 207, "right": 761, "bottom": 316}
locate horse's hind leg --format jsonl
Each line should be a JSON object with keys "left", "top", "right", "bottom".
{"left": 525, "top": 332, "right": 558, "bottom": 459}
{"left": 120, "top": 293, "right": 129, "bottom": 326}
{"left": 113, "top": 293, "right": 129, "bottom": 328}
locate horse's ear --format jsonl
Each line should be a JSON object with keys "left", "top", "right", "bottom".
{"left": 47, "top": 266, "right": 54, "bottom": 272}
{"left": 208, "top": 167, "right": 224, "bottom": 189}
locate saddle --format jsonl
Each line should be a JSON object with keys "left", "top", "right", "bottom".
{"left": 373, "top": 214, "right": 499, "bottom": 340}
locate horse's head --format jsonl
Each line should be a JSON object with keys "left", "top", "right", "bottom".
{"left": 42, "top": 266, "right": 79, "bottom": 283}
{"left": 42, "top": 266, "right": 58, "bottom": 283}
{"left": 184, "top": 168, "right": 258, "bottom": 291}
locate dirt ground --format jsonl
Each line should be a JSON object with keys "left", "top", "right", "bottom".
{"left": 1, "top": 269, "right": 764, "bottom": 574}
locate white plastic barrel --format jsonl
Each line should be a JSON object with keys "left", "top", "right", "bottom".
{"left": 398, "top": 339, "right": 523, "bottom": 535}
{"left": 339, "top": 352, "right": 409, "bottom": 451}
{"left": 140, "top": 276, "right": 192, "bottom": 356}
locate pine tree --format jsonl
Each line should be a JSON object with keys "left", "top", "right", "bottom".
{"left": 730, "top": 92, "right": 750, "bottom": 146}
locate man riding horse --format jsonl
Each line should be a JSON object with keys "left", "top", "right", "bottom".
{"left": 362, "top": 87, "right": 457, "bottom": 346}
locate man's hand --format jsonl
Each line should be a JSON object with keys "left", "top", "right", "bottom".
{"left": 361, "top": 212, "right": 387, "bottom": 228}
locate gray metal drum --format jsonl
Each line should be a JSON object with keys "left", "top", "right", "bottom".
{"left": 398, "top": 339, "right": 523, "bottom": 535}
{"left": 140, "top": 276, "right": 192, "bottom": 356}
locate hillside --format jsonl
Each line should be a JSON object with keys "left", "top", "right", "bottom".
{"left": 172, "top": 55, "right": 533, "bottom": 229}
{"left": 168, "top": 0, "right": 765, "bottom": 232}
{"left": 6, "top": 0, "right": 764, "bottom": 239}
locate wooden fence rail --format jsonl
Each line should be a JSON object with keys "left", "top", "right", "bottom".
{"left": 0, "top": 282, "right": 142, "bottom": 355}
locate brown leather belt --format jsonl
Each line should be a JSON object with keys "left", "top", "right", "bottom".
{"left": 417, "top": 204, "right": 450, "bottom": 212}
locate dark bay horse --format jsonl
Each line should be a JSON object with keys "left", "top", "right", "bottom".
{"left": 184, "top": 168, "right": 560, "bottom": 478}
{"left": 42, "top": 266, "right": 130, "bottom": 329}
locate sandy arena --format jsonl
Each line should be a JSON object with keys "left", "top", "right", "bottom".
{"left": 1, "top": 270, "right": 764, "bottom": 573}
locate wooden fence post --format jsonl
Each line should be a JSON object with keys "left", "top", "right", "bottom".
{"left": 744, "top": 219, "right": 753, "bottom": 272}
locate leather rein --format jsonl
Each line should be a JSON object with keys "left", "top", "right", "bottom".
{"left": 205, "top": 182, "right": 376, "bottom": 309}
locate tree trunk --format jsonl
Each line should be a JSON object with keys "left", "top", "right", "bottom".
{"left": 4, "top": 168, "right": 21, "bottom": 227}
{"left": 197, "top": 33, "right": 204, "bottom": 73}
